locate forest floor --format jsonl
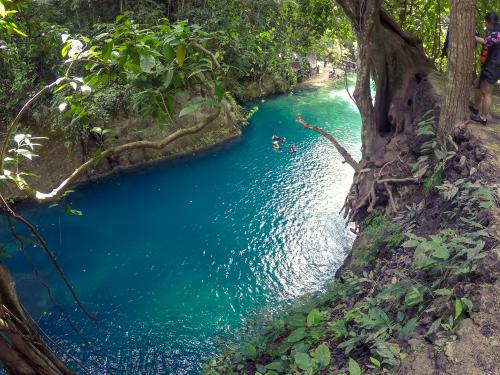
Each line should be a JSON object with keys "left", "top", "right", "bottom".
{"left": 398, "top": 77, "right": 500, "bottom": 375}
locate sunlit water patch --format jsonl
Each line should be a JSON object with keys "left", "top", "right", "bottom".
{"left": 3, "top": 80, "right": 361, "bottom": 374}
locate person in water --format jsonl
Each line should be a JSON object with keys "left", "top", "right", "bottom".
{"left": 280, "top": 137, "right": 286, "bottom": 143}
{"left": 272, "top": 140, "right": 280, "bottom": 150}
{"left": 272, "top": 135, "right": 279, "bottom": 141}
{"left": 471, "top": 12, "right": 500, "bottom": 125}
{"left": 289, "top": 144, "right": 297, "bottom": 154}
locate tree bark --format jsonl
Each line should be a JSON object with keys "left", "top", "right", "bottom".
{"left": 335, "top": 0, "right": 436, "bottom": 221}
{"left": 438, "top": 0, "right": 476, "bottom": 138}
{"left": 0, "top": 264, "right": 75, "bottom": 375}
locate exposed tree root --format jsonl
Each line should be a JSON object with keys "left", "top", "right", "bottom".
{"left": 0, "top": 264, "right": 75, "bottom": 374}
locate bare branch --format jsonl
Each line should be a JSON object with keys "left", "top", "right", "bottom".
{"left": 0, "top": 193, "right": 98, "bottom": 328}
{"left": 295, "top": 115, "right": 359, "bottom": 171}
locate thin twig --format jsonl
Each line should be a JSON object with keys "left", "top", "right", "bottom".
{"left": 0, "top": 193, "right": 99, "bottom": 328}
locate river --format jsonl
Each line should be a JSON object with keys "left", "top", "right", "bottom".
{"left": 4, "top": 80, "right": 361, "bottom": 374}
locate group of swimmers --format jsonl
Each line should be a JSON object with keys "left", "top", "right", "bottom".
{"left": 272, "top": 135, "right": 297, "bottom": 154}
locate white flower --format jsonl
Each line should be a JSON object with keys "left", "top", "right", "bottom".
{"left": 58, "top": 102, "right": 68, "bottom": 112}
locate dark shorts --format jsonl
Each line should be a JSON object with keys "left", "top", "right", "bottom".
{"left": 480, "top": 64, "right": 500, "bottom": 84}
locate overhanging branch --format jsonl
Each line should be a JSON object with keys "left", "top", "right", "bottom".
{"left": 295, "top": 115, "right": 360, "bottom": 171}
{"left": 24, "top": 109, "right": 222, "bottom": 202}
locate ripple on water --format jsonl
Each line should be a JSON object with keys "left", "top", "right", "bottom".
{"left": 4, "top": 80, "right": 361, "bottom": 374}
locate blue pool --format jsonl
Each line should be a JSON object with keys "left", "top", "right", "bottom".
{"left": 4, "top": 81, "right": 361, "bottom": 373}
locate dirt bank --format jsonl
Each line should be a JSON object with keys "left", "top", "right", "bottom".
{"left": 2, "top": 93, "right": 244, "bottom": 201}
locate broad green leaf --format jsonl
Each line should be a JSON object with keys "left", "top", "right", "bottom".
{"left": 0, "top": 2, "right": 6, "bottom": 18}
{"left": 214, "top": 80, "right": 225, "bottom": 100}
{"left": 433, "top": 288, "right": 452, "bottom": 297}
{"left": 454, "top": 299, "right": 463, "bottom": 320}
{"left": 140, "top": 55, "right": 156, "bottom": 73}
{"left": 294, "top": 352, "right": 313, "bottom": 370}
{"left": 405, "top": 287, "right": 424, "bottom": 307}
{"left": 307, "top": 308, "right": 321, "bottom": 327}
{"left": 265, "top": 361, "right": 284, "bottom": 372}
{"left": 461, "top": 297, "right": 473, "bottom": 313}
{"left": 163, "top": 69, "right": 174, "bottom": 89}
{"left": 92, "top": 150, "right": 102, "bottom": 167}
{"left": 286, "top": 314, "right": 306, "bottom": 328}
{"left": 176, "top": 43, "right": 186, "bottom": 66}
{"left": 314, "top": 344, "right": 331, "bottom": 367}
{"left": 241, "top": 343, "right": 256, "bottom": 359}
{"left": 431, "top": 243, "right": 450, "bottom": 260}
{"left": 286, "top": 327, "right": 307, "bottom": 343}
{"left": 399, "top": 318, "right": 418, "bottom": 338}
{"left": 369, "top": 357, "right": 381, "bottom": 367}
{"left": 101, "top": 41, "right": 114, "bottom": 61}
{"left": 348, "top": 358, "right": 361, "bottom": 375}
{"left": 179, "top": 99, "right": 223, "bottom": 117}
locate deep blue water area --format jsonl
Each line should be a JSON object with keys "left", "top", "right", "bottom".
{"left": 3, "top": 80, "right": 361, "bottom": 374}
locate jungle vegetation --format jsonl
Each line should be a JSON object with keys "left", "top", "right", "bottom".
{"left": 0, "top": 0, "right": 499, "bottom": 374}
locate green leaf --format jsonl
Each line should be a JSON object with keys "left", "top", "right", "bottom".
{"left": 454, "top": 299, "right": 463, "bottom": 320}
{"left": 294, "top": 352, "right": 313, "bottom": 370}
{"left": 140, "top": 55, "right": 156, "bottom": 73}
{"left": 92, "top": 150, "right": 102, "bottom": 167}
{"left": 399, "top": 318, "right": 418, "bottom": 338}
{"left": 432, "top": 243, "right": 450, "bottom": 260}
{"left": 426, "top": 318, "right": 442, "bottom": 336}
{"left": 314, "top": 344, "right": 331, "bottom": 367}
{"left": 214, "top": 80, "right": 225, "bottom": 100}
{"left": 461, "top": 297, "right": 473, "bottom": 313}
{"left": 0, "top": 2, "right": 6, "bottom": 18}
{"left": 434, "top": 288, "right": 452, "bottom": 297}
{"left": 265, "top": 361, "right": 284, "bottom": 372}
{"left": 241, "top": 343, "right": 256, "bottom": 359}
{"left": 163, "top": 69, "right": 174, "bottom": 89}
{"left": 369, "top": 357, "right": 381, "bottom": 367}
{"left": 101, "top": 41, "right": 114, "bottom": 61}
{"left": 64, "top": 204, "right": 82, "bottom": 216}
{"left": 286, "top": 314, "right": 306, "bottom": 328}
{"left": 348, "top": 358, "right": 361, "bottom": 375}
{"left": 405, "top": 286, "right": 424, "bottom": 307}
{"left": 175, "top": 43, "right": 186, "bottom": 66}
{"left": 286, "top": 327, "right": 307, "bottom": 343}
{"left": 307, "top": 308, "right": 321, "bottom": 327}
{"left": 179, "top": 99, "right": 223, "bottom": 117}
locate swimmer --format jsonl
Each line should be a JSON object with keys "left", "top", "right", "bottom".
{"left": 272, "top": 140, "right": 280, "bottom": 150}
{"left": 280, "top": 137, "right": 287, "bottom": 143}
{"left": 289, "top": 144, "right": 297, "bottom": 154}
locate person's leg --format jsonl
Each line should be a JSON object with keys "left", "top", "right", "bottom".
{"left": 480, "top": 80, "right": 495, "bottom": 120}
{"left": 473, "top": 77, "right": 482, "bottom": 111}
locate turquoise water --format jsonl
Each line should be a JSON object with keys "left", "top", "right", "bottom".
{"left": 4, "top": 81, "right": 361, "bottom": 374}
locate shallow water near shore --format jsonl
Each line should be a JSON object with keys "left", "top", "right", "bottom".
{"left": 4, "top": 79, "right": 361, "bottom": 374}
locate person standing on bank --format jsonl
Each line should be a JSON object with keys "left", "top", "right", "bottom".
{"left": 471, "top": 12, "right": 500, "bottom": 125}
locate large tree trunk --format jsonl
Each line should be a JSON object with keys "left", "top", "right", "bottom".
{"left": 0, "top": 264, "right": 74, "bottom": 374}
{"left": 336, "top": 0, "right": 436, "bottom": 221}
{"left": 439, "top": 0, "right": 476, "bottom": 138}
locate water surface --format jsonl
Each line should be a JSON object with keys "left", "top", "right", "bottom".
{"left": 4, "top": 81, "right": 361, "bottom": 373}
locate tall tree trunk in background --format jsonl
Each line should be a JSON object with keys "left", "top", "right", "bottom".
{"left": 439, "top": 0, "right": 476, "bottom": 138}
